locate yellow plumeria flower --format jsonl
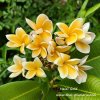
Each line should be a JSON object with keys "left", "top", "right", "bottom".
{"left": 27, "top": 35, "right": 48, "bottom": 58}
{"left": 6, "top": 27, "right": 31, "bottom": 54}
{"left": 22, "top": 57, "right": 46, "bottom": 79}
{"left": 75, "top": 55, "right": 92, "bottom": 84}
{"left": 75, "top": 22, "right": 96, "bottom": 53}
{"left": 54, "top": 53, "right": 80, "bottom": 79}
{"left": 55, "top": 18, "right": 85, "bottom": 45}
{"left": 25, "top": 14, "right": 53, "bottom": 42}
{"left": 7, "top": 55, "right": 26, "bottom": 78}
{"left": 47, "top": 41, "right": 71, "bottom": 62}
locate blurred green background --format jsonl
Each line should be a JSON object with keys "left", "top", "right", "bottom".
{"left": 0, "top": 0, "right": 100, "bottom": 46}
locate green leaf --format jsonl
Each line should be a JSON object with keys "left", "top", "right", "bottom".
{"left": 85, "top": 3, "right": 100, "bottom": 17}
{"left": 56, "top": 75, "right": 100, "bottom": 100}
{"left": 1, "top": 45, "right": 7, "bottom": 61}
{"left": 42, "top": 88, "right": 57, "bottom": 100}
{"left": 77, "top": 0, "right": 88, "bottom": 17}
{"left": 0, "top": 81, "right": 41, "bottom": 100}
{"left": 41, "top": 81, "right": 58, "bottom": 100}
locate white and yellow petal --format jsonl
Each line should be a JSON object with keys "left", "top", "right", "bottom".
{"left": 6, "top": 42, "right": 20, "bottom": 47}
{"left": 75, "top": 69, "right": 87, "bottom": 84}
{"left": 40, "top": 31, "right": 52, "bottom": 42}
{"left": 16, "top": 27, "right": 26, "bottom": 40}
{"left": 54, "top": 32, "right": 68, "bottom": 38}
{"left": 67, "top": 64, "right": 78, "bottom": 79}
{"left": 82, "top": 22, "right": 90, "bottom": 33}
{"left": 42, "top": 19, "right": 53, "bottom": 32}
{"left": 47, "top": 53, "right": 58, "bottom": 62}
{"left": 25, "top": 18, "right": 37, "bottom": 30}
{"left": 6, "top": 34, "right": 21, "bottom": 45}
{"left": 82, "top": 32, "right": 96, "bottom": 44}
{"left": 9, "top": 71, "right": 22, "bottom": 78}
{"left": 32, "top": 49, "right": 41, "bottom": 58}
{"left": 36, "top": 14, "right": 49, "bottom": 29}
{"left": 72, "top": 28, "right": 85, "bottom": 39}
{"left": 22, "top": 62, "right": 34, "bottom": 70}
{"left": 58, "top": 65, "right": 68, "bottom": 79}
{"left": 81, "top": 65, "right": 92, "bottom": 70}
{"left": 34, "top": 57, "right": 43, "bottom": 68}
{"left": 13, "top": 55, "right": 23, "bottom": 65}
{"left": 56, "top": 23, "right": 69, "bottom": 34}
{"left": 54, "top": 57, "right": 63, "bottom": 66}
{"left": 20, "top": 44, "right": 25, "bottom": 54}
{"left": 7, "top": 65, "right": 21, "bottom": 72}
{"left": 60, "top": 53, "right": 70, "bottom": 61}
{"left": 36, "top": 68, "right": 46, "bottom": 77}
{"left": 67, "top": 59, "right": 80, "bottom": 65}
{"left": 55, "top": 37, "right": 65, "bottom": 45}
{"left": 75, "top": 41, "right": 90, "bottom": 53}
{"left": 27, "top": 42, "right": 39, "bottom": 50}
{"left": 79, "top": 55, "right": 89, "bottom": 66}
{"left": 66, "top": 33, "right": 77, "bottom": 45}
{"left": 56, "top": 46, "right": 71, "bottom": 52}
{"left": 25, "top": 71, "right": 36, "bottom": 79}
{"left": 69, "top": 18, "right": 83, "bottom": 32}
{"left": 41, "top": 47, "right": 47, "bottom": 58}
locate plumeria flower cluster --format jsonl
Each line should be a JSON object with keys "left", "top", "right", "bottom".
{"left": 6, "top": 14, "right": 95, "bottom": 84}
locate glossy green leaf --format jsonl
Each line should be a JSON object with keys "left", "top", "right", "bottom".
{"left": 85, "top": 3, "right": 100, "bottom": 17}
{"left": 0, "top": 81, "right": 41, "bottom": 100}
{"left": 57, "top": 75, "right": 100, "bottom": 100}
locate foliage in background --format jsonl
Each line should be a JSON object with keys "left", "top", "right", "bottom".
{"left": 0, "top": 0, "right": 100, "bottom": 100}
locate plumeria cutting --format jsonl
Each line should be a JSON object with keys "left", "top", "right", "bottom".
{"left": 6, "top": 14, "right": 95, "bottom": 84}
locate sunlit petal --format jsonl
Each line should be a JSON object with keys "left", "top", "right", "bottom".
{"left": 75, "top": 69, "right": 87, "bottom": 84}
{"left": 6, "top": 34, "right": 21, "bottom": 45}
{"left": 36, "top": 14, "right": 49, "bottom": 29}
{"left": 9, "top": 71, "right": 22, "bottom": 78}
{"left": 41, "top": 47, "right": 47, "bottom": 58}
{"left": 25, "top": 71, "right": 36, "bottom": 79}
{"left": 75, "top": 41, "right": 90, "bottom": 53}
{"left": 27, "top": 42, "right": 39, "bottom": 50}
{"left": 58, "top": 65, "right": 68, "bottom": 79}
{"left": 54, "top": 32, "right": 67, "bottom": 37}
{"left": 55, "top": 37, "right": 65, "bottom": 45}
{"left": 6, "top": 42, "right": 20, "bottom": 47}
{"left": 47, "top": 53, "right": 58, "bottom": 62}
{"left": 69, "top": 18, "right": 83, "bottom": 32}
{"left": 79, "top": 55, "right": 89, "bottom": 66}
{"left": 22, "top": 62, "right": 34, "bottom": 70}
{"left": 72, "top": 28, "right": 85, "bottom": 39}
{"left": 40, "top": 31, "right": 52, "bottom": 42}
{"left": 32, "top": 49, "right": 41, "bottom": 58}
{"left": 34, "top": 57, "right": 43, "bottom": 68}
{"left": 20, "top": 44, "right": 25, "bottom": 54}
{"left": 54, "top": 57, "right": 63, "bottom": 66}
{"left": 82, "top": 32, "right": 96, "bottom": 44}
{"left": 25, "top": 18, "right": 37, "bottom": 30}
{"left": 82, "top": 22, "right": 90, "bottom": 33}
{"left": 56, "top": 23, "right": 69, "bottom": 34}
{"left": 60, "top": 53, "right": 70, "bottom": 61}
{"left": 81, "top": 65, "right": 92, "bottom": 70}
{"left": 66, "top": 33, "right": 77, "bottom": 45}
{"left": 67, "top": 64, "right": 78, "bottom": 79}
{"left": 67, "top": 59, "right": 80, "bottom": 65}
{"left": 36, "top": 68, "right": 46, "bottom": 77}
{"left": 56, "top": 46, "right": 71, "bottom": 52}
{"left": 16, "top": 27, "right": 26, "bottom": 40}
{"left": 42, "top": 19, "right": 53, "bottom": 32}
{"left": 13, "top": 55, "right": 22, "bottom": 65}
{"left": 23, "top": 35, "right": 31, "bottom": 45}
{"left": 7, "top": 65, "right": 21, "bottom": 72}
